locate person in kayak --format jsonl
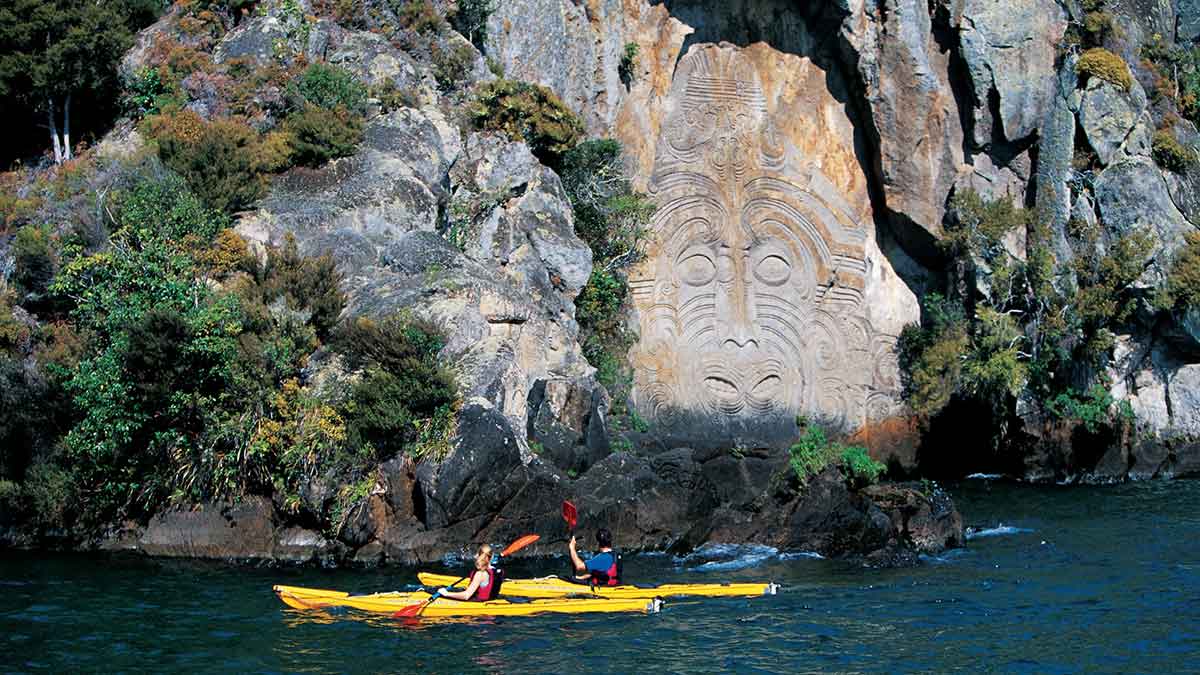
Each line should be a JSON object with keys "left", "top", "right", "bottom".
{"left": 438, "top": 544, "right": 503, "bottom": 601}
{"left": 568, "top": 528, "right": 622, "bottom": 586}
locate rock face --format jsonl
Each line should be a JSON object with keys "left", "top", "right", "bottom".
{"left": 237, "top": 107, "right": 595, "bottom": 430}
{"left": 621, "top": 43, "right": 916, "bottom": 447}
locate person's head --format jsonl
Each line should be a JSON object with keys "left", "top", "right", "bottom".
{"left": 595, "top": 528, "right": 612, "bottom": 549}
{"left": 475, "top": 544, "right": 493, "bottom": 571}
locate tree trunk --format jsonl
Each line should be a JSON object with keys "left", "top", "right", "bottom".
{"left": 63, "top": 93, "right": 72, "bottom": 161}
{"left": 47, "top": 98, "right": 64, "bottom": 164}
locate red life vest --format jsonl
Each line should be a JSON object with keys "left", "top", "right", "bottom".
{"left": 471, "top": 567, "right": 503, "bottom": 601}
{"left": 589, "top": 552, "right": 621, "bottom": 587}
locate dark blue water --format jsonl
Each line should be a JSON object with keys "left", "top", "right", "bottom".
{"left": 3, "top": 479, "right": 1199, "bottom": 673}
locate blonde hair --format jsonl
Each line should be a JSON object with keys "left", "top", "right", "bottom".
{"left": 474, "top": 544, "right": 493, "bottom": 571}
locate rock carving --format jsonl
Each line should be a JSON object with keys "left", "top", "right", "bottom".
{"left": 628, "top": 45, "right": 903, "bottom": 446}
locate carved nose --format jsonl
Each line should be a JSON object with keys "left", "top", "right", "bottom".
{"left": 723, "top": 331, "right": 759, "bottom": 351}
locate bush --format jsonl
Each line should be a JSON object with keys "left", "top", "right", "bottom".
{"left": 619, "top": 42, "right": 639, "bottom": 85}
{"left": 432, "top": 40, "right": 477, "bottom": 90}
{"left": 397, "top": 0, "right": 446, "bottom": 34}
{"left": 788, "top": 425, "right": 837, "bottom": 483}
{"left": 559, "top": 139, "right": 654, "bottom": 269}
{"left": 449, "top": 0, "right": 494, "bottom": 50}
{"left": 12, "top": 225, "right": 57, "bottom": 299}
{"left": 372, "top": 81, "right": 421, "bottom": 112}
{"left": 897, "top": 293, "right": 969, "bottom": 419}
{"left": 1076, "top": 48, "right": 1133, "bottom": 91}
{"left": 789, "top": 424, "right": 886, "bottom": 488}
{"left": 333, "top": 314, "right": 458, "bottom": 460}
{"left": 840, "top": 445, "right": 886, "bottom": 489}
{"left": 470, "top": 78, "right": 584, "bottom": 167}
{"left": 244, "top": 235, "right": 346, "bottom": 341}
{"left": 22, "top": 462, "right": 74, "bottom": 528}
{"left": 146, "top": 110, "right": 279, "bottom": 213}
{"left": 943, "top": 188, "right": 1030, "bottom": 259}
{"left": 1152, "top": 129, "right": 1194, "bottom": 173}
{"left": 286, "top": 63, "right": 368, "bottom": 115}
{"left": 1158, "top": 231, "right": 1200, "bottom": 311}
{"left": 284, "top": 104, "right": 364, "bottom": 166}
{"left": 1046, "top": 383, "right": 1118, "bottom": 433}
{"left": 123, "top": 66, "right": 181, "bottom": 118}
{"left": 1081, "top": 0, "right": 1119, "bottom": 47}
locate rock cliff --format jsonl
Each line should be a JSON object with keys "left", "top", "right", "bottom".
{"left": 11, "top": 0, "right": 1200, "bottom": 567}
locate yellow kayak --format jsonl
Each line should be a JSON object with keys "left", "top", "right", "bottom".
{"left": 272, "top": 585, "right": 662, "bottom": 617}
{"left": 417, "top": 573, "right": 780, "bottom": 599}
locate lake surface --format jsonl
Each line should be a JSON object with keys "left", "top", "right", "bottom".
{"left": 3, "top": 479, "right": 1199, "bottom": 673}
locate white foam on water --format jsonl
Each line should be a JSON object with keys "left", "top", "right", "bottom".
{"left": 965, "top": 523, "right": 1034, "bottom": 540}
{"left": 778, "top": 551, "right": 825, "bottom": 560}
{"left": 675, "top": 543, "right": 825, "bottom": 571}
{"left": 966, "top": 473, "right": 1003, "bottom": 480}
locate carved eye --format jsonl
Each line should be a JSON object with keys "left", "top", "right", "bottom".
{"left": 703, "top": 377, "right": 739, "bottom": 399}
{"left": 679, "top": 253, "right": 717, "bottom": 286}
{"left": 749, "top": 375, "right": 782, "bottom": 399}
{"left": 754, "top": 254, "right": 791, "bottom": 286}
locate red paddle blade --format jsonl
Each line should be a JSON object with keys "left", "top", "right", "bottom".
{"left": 562, "top": 500, "right": 578, "bottom": 529}
{"left": 500, "top": 533, "right": 540, "bottom": 557}
{"left": 392, "top": 601, "right": 426, "bottom": 619}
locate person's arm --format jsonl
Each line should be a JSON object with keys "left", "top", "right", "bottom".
{"left": 439, "top": 570, "right": 485, "bottom": 601}
{"left": 568, "top": 535, "right": 586, "bottom": 573}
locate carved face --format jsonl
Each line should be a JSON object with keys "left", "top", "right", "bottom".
{"left": 627, "top": 44, "right": 900, "bottom": 444}
{"left": 659, "top": 189, "right": 825, "bottom": 422}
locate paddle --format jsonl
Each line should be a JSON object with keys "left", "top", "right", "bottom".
{"left": 562, "top": 500, "right": 577, "bottom": 531}
{"left": 392, "top": 534, "right": 540, "bottom": 618}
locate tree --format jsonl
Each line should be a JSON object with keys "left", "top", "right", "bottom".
{"left": 0, "top": 0, "right": 159, "bottom": 165}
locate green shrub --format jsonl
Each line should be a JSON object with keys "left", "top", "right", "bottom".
{"left": 333, "top": 314, "right": 458, "bottom": 460}
{"left": 371, "top": 81, "right": 421, "bottom": 112}
{"left": 559, "top": 139, "right": 654, "bottom": 268}
{"left": 21, "top": 462, "right": 74, "bottom": 528}
{"left": 147, "top": 110, "right": 279, "bottom": 213}
{"left": 397, "top": 0, "right": 446, "bottom": 34}
{"left": 897, "top": 293, "right": 969, "bottom": 418}
{"left": 123, "top": 66, "right": 181, "bottom": 118}
{"left": 1046, "top": 383, "right": 1118, "bottom": 433}
{"left": 788, "top": 425, "right": 837, "bottom": 483}
{"left": 245, "top": 234, "right": 346, "bottom": 341}
{"left": 12, "top": 225, "right": 57, "bottom": 298}
{"left": 619, "top": 42, "right": 639, "bottom": 85}
{"left": 283, "top": 104, "right": 364, "bottom": 166}
{"left": 1158, "top": 230, "right": 1200, "bottom": 311}
{"left": 943, "top": 188, "right": 1030, "bottom": 259}
{"left": 432, "top": 40, "right": 477, "bottom": 90}
{"left": 1152, "top": 129, "right": 1194, "bottom": 173}
{"left": 449, "top": 0, "right": 494, "bottom": 50}
{"left": 960, "top": 306, "right": 1027, "bottom": 404}
{"left": 840, "top": 445, "right": 885, "bottom": 488}
{"left": 789, "top": 424, "right": 886, "bottom": 488}
{"left": 1082, "top": 1, "right": 1119, "bottom": 46}
{"left": 0, "top": 478, "right": 19, "bottom": 514}
{"left": 470, "top": 78, "right": 584, "bottom": 167}
{"left": 286, "top": 62, "right": 368, "bottom": 115}
{"left": 1076, "top": 48, "right": 1133, "bottom": 91}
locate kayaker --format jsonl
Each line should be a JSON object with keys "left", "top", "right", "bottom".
{"left": 437, "top": 544, "right": 502, "bottom": 602}
{"left": 568, "top": 528, "right": 622, "bottom": 586}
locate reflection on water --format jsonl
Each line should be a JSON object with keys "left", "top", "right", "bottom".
{"left": 2, "top": 480, "right": 1200, "bottom": 672}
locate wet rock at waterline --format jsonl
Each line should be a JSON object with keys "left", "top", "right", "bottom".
{"left": 96, "top": 439, "right": 963, "bottom": 567}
